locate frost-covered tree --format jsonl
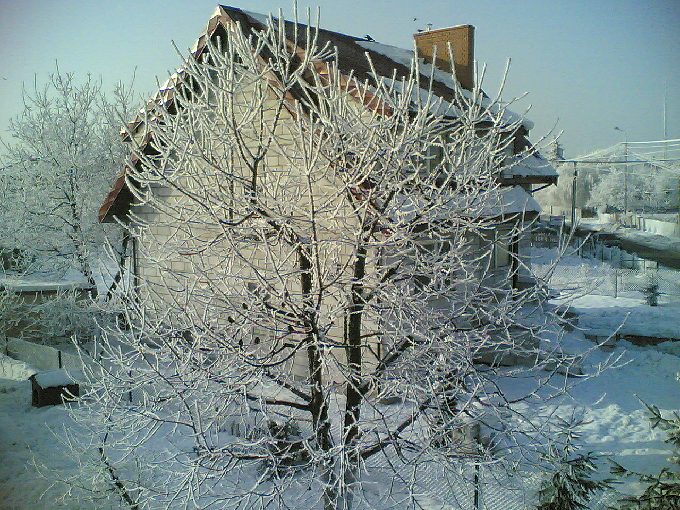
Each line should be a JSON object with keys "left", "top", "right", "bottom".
{"left": 611, "top": 390, "right": 680, "bottom": 509}
{"left": 0, "top": 69, "right": 133, "bottom": 283}
{"left": 644, "top": 169, "right": 679, "bottom": 210}
{"left": 68, "top": 9, "right": 613, "bottom": 510}
{"left": 587, "top": 168, "right": 632, "bottom": 213}
{"left": 536, "top": 419, "right": 611, "bottom": 510}
{"left": 586, "top": 166, "right": 679, "bottom": 213}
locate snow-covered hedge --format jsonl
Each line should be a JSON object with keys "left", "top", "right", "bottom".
{"left": 0, "top": 351, "right": 36, "bottom": 380}
{"left": 4, "top": 337, "right": 87, "bottom": 372}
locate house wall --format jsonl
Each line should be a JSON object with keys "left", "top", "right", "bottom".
{"left": 125, "top": 61, "right": 536, "bottom": 387}
{"left": 129, "top": 82, "right": 385, "bottom": 382}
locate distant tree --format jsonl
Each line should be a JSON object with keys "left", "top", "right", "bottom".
{"left": 645, "top": 169, "right": 679, "bottom": 211}
{"left": 0, "top": 69, "right": 133, "bottom": 283}
{"left": 587, "top": 168, "right": 630, "bottom": 213}
{"left": 587, "top": 166, "right": 678, "bottom": 214}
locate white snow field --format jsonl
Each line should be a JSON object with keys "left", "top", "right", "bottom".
{"left": 0, "top": 248, "right": 679, "bottom": 509}
{"left": 4, "top": 332, "right": 678, "bottom": 508}
{"left": 0, "top": 354, "right": 115, "bottom": 510}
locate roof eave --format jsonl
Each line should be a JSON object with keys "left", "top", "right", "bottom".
{"left": 499, "top": 175, "right": 558, "bottom": 186}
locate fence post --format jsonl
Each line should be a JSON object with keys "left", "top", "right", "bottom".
{"left": 614, "top": 270, "right": 618, "bottom": 299}
{"left": 58, "top": 350, "right": 62, "bottom": 369}
{"left": 473, "top": 462, "right": 480, "bottom": 510}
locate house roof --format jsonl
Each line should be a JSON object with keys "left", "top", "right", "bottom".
{"left": 392, "top": 185, "right": 540, "bottom": 224}
{"left": 99, "top": 5, "right": 553, "bottom": 223}
{"left": 500, "top": 154, "right": 558, "bottom": 183}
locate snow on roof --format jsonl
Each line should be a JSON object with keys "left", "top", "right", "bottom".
{"left": 33, "top": 369, "right": 77, "bottom": 388}
{"left": 492, "top": 185, "right": 541, "bottom": 215}
{"left": 205, "top": 9, "right": 534, "bottom": 131}
{"left": 356, "top": 40, "right": 533, "bottom": 130}
{"left": 501, "top": 154, "right": 558, "bottom": 179}
{"left": 392, "top": 185, "right": 540, "bottom": 223}
{"left": 126, "top": 8, "right": 534, "bottom": 139}
{"left": 241, "top": 9, "right": 272, "bottom": 26}
{"left": 377, "top": 77, "right": 464, "bottom": 118}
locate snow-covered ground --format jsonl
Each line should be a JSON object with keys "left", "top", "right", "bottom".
{"left": 532, "top": 246, "right": 680, "bottom": 490}
{"left": 0, "top": 354, "right": 117, "bottom": 510}
{"left": 532, "top": 246, "right": 680, "bottom": 339}
{"left": 4, "top": 331, "right": 677, "bottom": 508}
{"left": 556, "top": 294, "right": 680, "bottom": 339}
{"left": 511, "top": 330, "right": 680, "bottom": 477}
{"left": 1, "top": 247, "right": 679, "bottom": 509}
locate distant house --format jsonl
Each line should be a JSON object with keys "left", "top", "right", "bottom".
{"left": 97, "top": 6, "right": 557, "bottom": 374}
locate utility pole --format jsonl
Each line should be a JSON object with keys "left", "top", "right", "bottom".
{"left": 571, "top": 162, "right": 578, "bottom": 227}
{"left": 664, "top": 81, "right": 668, "bottom": 160}
{"left": 615, "top": 127, "right": 628, "bottom": 214}
{"left": 624, "top": 139, "right": 628, "bottom": 214}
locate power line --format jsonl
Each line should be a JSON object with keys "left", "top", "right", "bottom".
{"left": 562, "top": 158, "right": 680, "bottom": 164}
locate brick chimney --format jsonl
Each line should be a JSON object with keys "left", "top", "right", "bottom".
{"left": 413, "top": 25, "right": 475, "bottom": 90}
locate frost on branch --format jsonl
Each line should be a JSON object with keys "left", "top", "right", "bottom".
{"left": 0, "top": 70, "right": 133, "bottom": 282}
{"left": 68, "top": 10, "right": 613, "bottom": 509}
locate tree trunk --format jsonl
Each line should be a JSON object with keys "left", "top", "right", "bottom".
{"left": 342, "top": 244, "right": 367, "bottom": 507}
{"left": 300, "top": 248, "right": 338, "bottom": 509}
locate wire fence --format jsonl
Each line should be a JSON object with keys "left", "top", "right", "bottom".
{"left": 531, "top": 226, "right": 680, "bottom": 302}
{"left": 397, "top": 461, "right": 620, "bottom": 510}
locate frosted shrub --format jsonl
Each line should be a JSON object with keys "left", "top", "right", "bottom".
{"left": 34, "top": 290, "right": 105, "bottom": 344}
{"left": 0, "top": 287, "right": 28, "bottom": 341}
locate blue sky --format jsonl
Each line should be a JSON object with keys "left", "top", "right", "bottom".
{"left": 0, "top": 0, "right": 678, "bottom": 157}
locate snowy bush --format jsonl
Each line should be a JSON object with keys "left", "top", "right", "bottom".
{"left": 0, "top": 248, "right": 33, "bottom": 271}
{"left": 33, "top": 290, "right": 108, "bottom": 344}
{"left": 0, "top": 287, "right": 29, "bottom": 341}
{"left": 612, "top": 390, "right": 680, "bottom": 509}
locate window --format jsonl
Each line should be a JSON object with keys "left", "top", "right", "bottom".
{"left": 425, "top": 134, "right": 455, "bottom": 188}
{"left": 493, "top": 229, "right": 512, "bottom": 269}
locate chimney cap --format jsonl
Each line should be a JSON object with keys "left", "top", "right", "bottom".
{"left": 413, "top": 24, "right": 474, "bottom": 38}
